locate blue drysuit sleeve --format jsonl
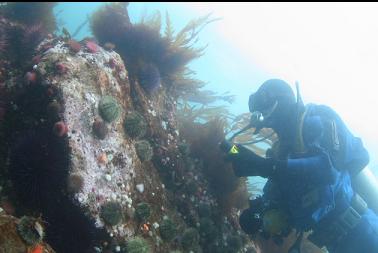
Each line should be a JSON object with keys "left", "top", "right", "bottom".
{"left": 276, "top": 150, "right": 338, "bottom": 185}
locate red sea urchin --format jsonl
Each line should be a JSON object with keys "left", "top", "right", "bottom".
{"left": 24, "top": 71, "right": 37, "bottom": 85}
{"left": 108, "top": 58, "right": 116, "bottom": 69}
{"left": 137, "top": 62, "right": 161, "bottom": 94}
{"left": 67, "top": 39, "right": 81, "bottom": 54}
{"left": 85, "top": 40, "right": 99, "bottom": 53}
{"left": 55, "top": 62, "right": 68, "bottom": 74}
{"left": 53, "top": 121, "right": 68, "bottom": 137}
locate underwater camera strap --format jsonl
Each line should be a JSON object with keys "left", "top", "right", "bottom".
{"left": 226, "top": 121, "right": 275, "bottom": 147}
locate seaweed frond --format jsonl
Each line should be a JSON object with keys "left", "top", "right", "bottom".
{"left": 0, "top": 2, "right": 57, "bottom": 33}
{"left": 89, "top": 2, "right": 131, "bottom": 45}
{"left": 172, "top": 13, "right": 219, "bottom": 49}
{"left": 164, "top": 12, "right": 174, "bottom": 43}
{"left": 179, "top": 117, "right": 251, "bottom": 214}
{"left": 89, "top": 4, "right": 219, "bottom": 97}
{"left": 140, "top": 10, "right": 162, "bottom": 33}
{"left": 177, "top": 101, "right": 234, "bottom": 125}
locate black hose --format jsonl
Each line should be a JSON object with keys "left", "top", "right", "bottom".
{"left": 288, "top": 231, "right": 304, "bottom": 253}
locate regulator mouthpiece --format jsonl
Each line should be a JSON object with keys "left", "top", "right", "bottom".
{"left": 250, "top": 111, "right": 264, "bottom": 125}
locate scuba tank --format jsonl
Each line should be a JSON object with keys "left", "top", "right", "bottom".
{"left": 352, "top": 166, "right": 378, "bottom": 215}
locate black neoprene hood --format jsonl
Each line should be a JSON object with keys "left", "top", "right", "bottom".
{"left": 249, "top": 79, "right": 296, "bottom": 113}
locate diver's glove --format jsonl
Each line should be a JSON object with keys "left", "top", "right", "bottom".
{"left": 220, "top": 140, "right": 280, "bottom": 178}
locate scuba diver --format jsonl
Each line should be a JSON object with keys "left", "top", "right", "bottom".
{"left": 221, "top": 79, "right": 378, "bottom": 253}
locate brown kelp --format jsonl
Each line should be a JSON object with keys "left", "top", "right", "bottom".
{"left": 0, "top": 3, "right": 57, "bottom": 69}
{"left": 89, "top": 2, "right": 131, "bottom": 45}
{"left": 0, "top": 2, "right": 57, "bottom": 33}
{"left": 176, "top": 82, "right": 275, "bottom": 210}
{"left": 179, "top": 116, "right": 251, "bottom": 213}
{"left": 90, "top": 3, "right": 218, "bottom": 97}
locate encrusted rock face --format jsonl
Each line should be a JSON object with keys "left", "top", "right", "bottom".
{"left": 27, "top": 37, "right": 188, "bottom": 250}
{"left": 1, "top": 33, "right": 254, "bottom": 252}
{"left": 12, "top": 38, "right": 174, "bottom": 244}
{"left": 35, "top": 39, "right": 137, "bottom": 236}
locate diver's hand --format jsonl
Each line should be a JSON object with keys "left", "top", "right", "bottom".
{"left": 220, "top": 140, "right": 275, "bottom": 178}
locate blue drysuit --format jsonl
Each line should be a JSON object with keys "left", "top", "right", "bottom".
{"left": 263, "top": 104, "right": 378, "bottom": 253}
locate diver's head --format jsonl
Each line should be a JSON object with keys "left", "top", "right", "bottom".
{"left": 248, "top": 79, "right": 296, "bottom": 133}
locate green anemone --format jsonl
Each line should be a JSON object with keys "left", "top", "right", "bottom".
{"left": 135, "top": 140, "right": 153, "bottom": 162}
{"left": 125, "top": 236, "right": 151, "bottom": 253}
{"left": 123, "top": 111, "right": 147, "bottom": 139}
{"left": 98, "top": 95, "right": 121, "bottom": 122}
{"left": 181, "top": 227, "right": 200, "bottom": 251}
{"left": 17, "top": 216, "right": 44, "bottom": 246}
{"left": 100, "top": 202, "right": 123, "bottom": 226}
{"left": 135, "top": 202, "right": 151, "bottom": 221}
{"left": 159, "top": 218, "right": 177, "bottom": 242}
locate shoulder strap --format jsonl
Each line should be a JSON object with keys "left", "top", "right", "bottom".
{"left": 292, "top": 106, "right": 308, "bottom": 154}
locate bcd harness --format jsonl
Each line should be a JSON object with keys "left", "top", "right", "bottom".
{"left": 290, "top": 106, "right": 368, "bottom": 251}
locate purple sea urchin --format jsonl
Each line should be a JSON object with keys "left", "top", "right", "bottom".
{"left": 22, "top": 23, "right": 46, "bottom": 50}
{"left": 92, "top": 119, "right": 108, "bottom": 140}
{"left": 46, "top": 100, "right": 61, "bottom": 120}
{"left": 0, "top": 33, "right": 8, "bottom": 53}
{"left": 9, "top": 130, "right": 70, "bottom": 210}
{"left": 67, "top": 174, "right": 84, "bottom": 194}
{"left": 43, "top": 196, "right": 109, "bottom": 253}
{"left": 137, "top": 63, "right": 161, "bottom": 94}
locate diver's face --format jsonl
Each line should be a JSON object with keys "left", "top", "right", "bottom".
{"left": 268, "top": 101, "right": 297, "bottom": 134}
{"left": 250, "top": 100, "right": 278, "bottom": 130}
{"left": 251, "top": 100, "right": 296, "bottom": 135}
